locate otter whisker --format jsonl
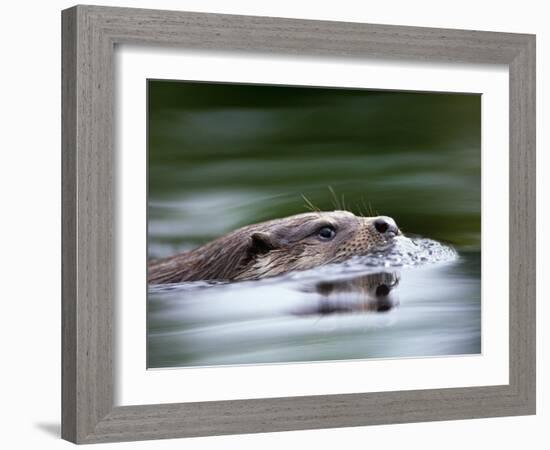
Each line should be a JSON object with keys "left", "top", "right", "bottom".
{"left": 360, "top": 198, "right": 369, "bottom": 216}
{"left": 328, "top": 186, "right": 341, "bottom": 210}
{"left": 301, "top": 194, "right": 320, "bottom": 213}
{"left": 361, "top": 197, "right": 376, "bottom": 217}
{"left": 370, "top": 204, "right": 376, "bottom": 217}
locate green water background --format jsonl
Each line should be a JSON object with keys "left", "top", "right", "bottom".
{"left": 148, "top": 81, "right": 480, "bottom": 256}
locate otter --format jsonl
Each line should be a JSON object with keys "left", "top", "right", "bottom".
{"left": 148, "top": 211, "right": 400, "bottom": 284}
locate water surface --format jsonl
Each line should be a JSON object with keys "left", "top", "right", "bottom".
{"left": 148, "top": 238, "right": 480, "bottom": 368}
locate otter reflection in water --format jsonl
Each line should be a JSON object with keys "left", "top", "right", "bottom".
{"left": 295, "top": 272, "right": 400, "bottom": 316}
{"left": 148, "top": 210, "right": 401, "bottom": 283}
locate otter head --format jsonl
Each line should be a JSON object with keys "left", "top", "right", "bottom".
{"left": 237, "top": 211, "right": 400, "bottom": 280}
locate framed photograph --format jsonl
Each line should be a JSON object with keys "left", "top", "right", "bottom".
{"left": 61, "top": 5, "right": 536, "bottom": 444}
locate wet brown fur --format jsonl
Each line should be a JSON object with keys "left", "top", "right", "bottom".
{"left": 148, "top": 211, "right": 399, "bottom": 284}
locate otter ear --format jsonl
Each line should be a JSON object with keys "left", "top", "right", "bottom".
{"left": 249, "top": 231, "right": 279, "bottom": 255}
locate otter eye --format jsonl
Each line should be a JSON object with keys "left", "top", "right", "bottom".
{"left": 317, "top": 226, "right": 336, "bottom": 240}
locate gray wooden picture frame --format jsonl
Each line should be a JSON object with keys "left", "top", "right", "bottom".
{"left": 61, "top": 4, "right": 536, "bottom": 444}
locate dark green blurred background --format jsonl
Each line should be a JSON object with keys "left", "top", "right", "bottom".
{"left": 148, "top": 80, "right": 480, "bottom": 258}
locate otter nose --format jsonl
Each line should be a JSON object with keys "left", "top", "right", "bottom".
{"left": 373, "top": 216, "right": 399, "bottom": 236}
